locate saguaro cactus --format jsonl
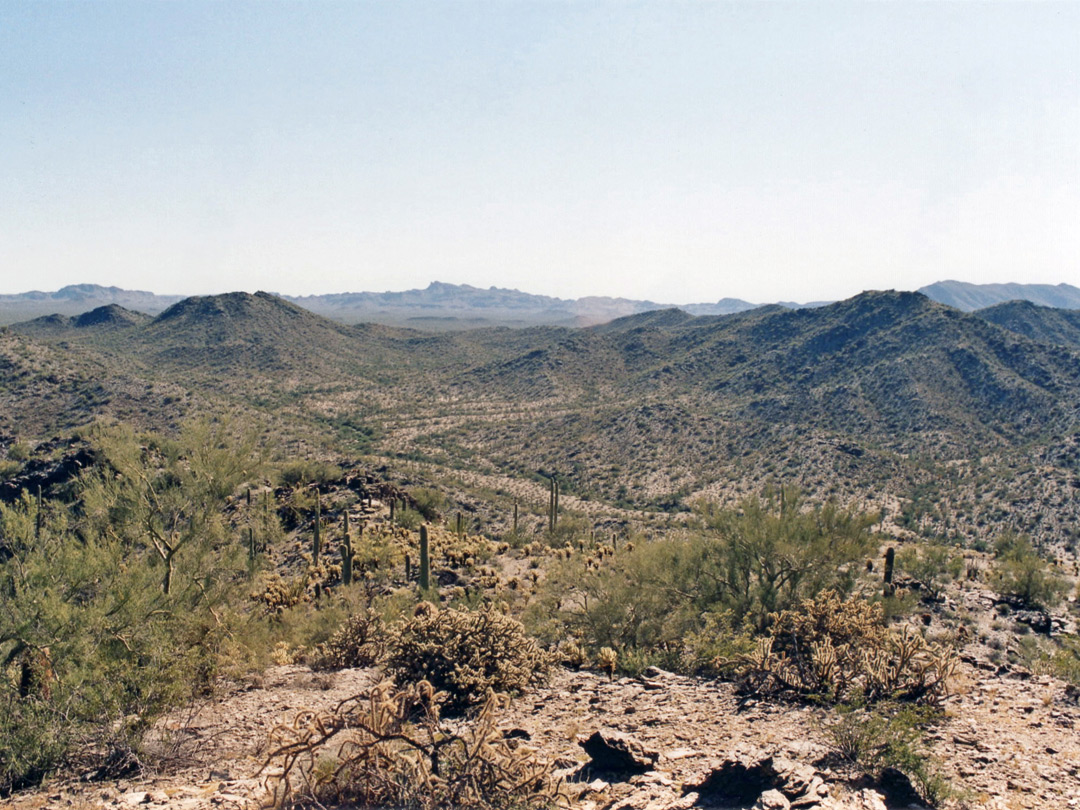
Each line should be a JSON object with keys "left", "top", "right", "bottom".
{"left": 883, "top": 546, "right": 895, "bottom": 596}
{"left": 340, "top": 510, "right": 354, "bottom": 586}
{"left": 548, "top": 477, "right": 559, "bottom": 532}
{"left": 513, "top": 500, "right": 519, "bottom": 534}
{"left": 419, "top": 524, "right": 431, "bottom": 591}
{"left": 313, "top": 491, "right": 323, "bottom": 598}
{"left": 313, "top": 491, "right": 322, "bottom": 567}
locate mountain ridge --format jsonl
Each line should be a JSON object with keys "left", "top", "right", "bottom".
{"left": 3, "top": 279, "right": 1079, "bottom": 329}
{"left": 0, "top": 281, "right": 789, "bottom": 328}
{"left": 973, "top": 299, "right": 1080, "bottom": 350}
{"left": 6, "top": 287, "right": 1080, "bottom": 546}
{"left": 918, "top": 279, "right": 1080, "bottom": 311}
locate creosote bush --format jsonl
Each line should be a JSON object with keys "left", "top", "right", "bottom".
{"left": 385, "top": 603, "right": 553, "bottom": 713}
{"left": 987, "top": 532, "right": 1069, "bottom": 609}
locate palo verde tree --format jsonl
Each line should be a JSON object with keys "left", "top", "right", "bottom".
{"left": 81, "top": 419, "right": 261, "bottom": 595}
{"left": 529, "top": 488, "right": 880, "bottom": 659}
{"left": 693, "top": 488, "right": 880, "bottom": 629}
{"left": 0, "top": 419, "right": 262, "bottom": 793}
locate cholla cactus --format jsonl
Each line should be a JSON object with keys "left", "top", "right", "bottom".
{"left": 312, "top": 611, "right": 387, "bottom": 670}
{"left": 557, "top": 638, "right": 587, "bottom": 670}
{"left": 597, "top": 646, "right": 618, "bottom": 680}
{"left": 385, "top": 603, "right": 553, "bottom": 713}
{"left": 734, "top": 590, "right": 956, "bottom": 706}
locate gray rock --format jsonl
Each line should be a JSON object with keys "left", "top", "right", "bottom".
{"left": 755, "top": 789, "right": 792, "bottom": 809}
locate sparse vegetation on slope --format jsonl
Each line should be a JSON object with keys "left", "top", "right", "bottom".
{"left": 2, "top": 287, "right": 1080, "bottom": 808}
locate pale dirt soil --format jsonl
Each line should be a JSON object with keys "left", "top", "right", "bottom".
{"left": 4, "top": 657, "right": 1079, "bottom": 810}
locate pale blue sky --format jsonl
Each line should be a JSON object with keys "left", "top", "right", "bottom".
{"left": 2, "top": 2, "right": 1077, "bottom": 304}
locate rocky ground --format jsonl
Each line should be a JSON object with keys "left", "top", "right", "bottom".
{"left": 4, "top": 647, "right": 1079, "bottom": 810}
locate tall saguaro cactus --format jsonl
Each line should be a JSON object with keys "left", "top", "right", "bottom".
{"left": 313, "top": 491, "right": 322, "bottom": 567}
{"left": 548, "top": 476, "right": 559, "bottom": 532}
{"left": 246, "top": 488, "right": 256, "bottom": 561}
{"left": 312, "top": 491, "right": 323, "bottom": 598}
{"left": 419, "top": 524, "right": 431, "bottom": 591}
{"left": 340, "top": 510, "right": 354, "bottom": 586}
{"left": 883, "top": 546, "right": 895, "bottom": 597}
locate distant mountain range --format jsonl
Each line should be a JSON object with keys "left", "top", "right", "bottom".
{"left": 1, "top": 279, "right": 1077, "bottom": 329}
{"left": 0, "top": 284, "right": 185, "bottom": 323}
{"left": 6, "top": 286, "right": 1080, "bottom": 547}
{"left": 918, "top": 280, "right": 1080, "bottom": 311}
{"left": 0, "top": 282, "right": 762, "bottom": 328}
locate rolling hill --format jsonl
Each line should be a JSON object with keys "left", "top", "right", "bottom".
{"left": 8, "top": 287, "right": 1080, "bottom": 548}
{"left": 974, "top": 299, "right": 1080, "bottom": 350}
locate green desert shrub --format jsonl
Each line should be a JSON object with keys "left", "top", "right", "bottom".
{"left": 276, "top": 459, "right": 343, "bottom": 488}
{"left": 828, "top": 699, "right": 957, "bottom": 807}
{"left": 527, "top": 492, "right": 879, "bottom": 667}
{"left": 896, "top": 544, "right": 964, "bottom": 602}
{"left": 410, "top": 487, "right": 448, "bottom": 521}
{"left": 1047, "top": 635, "right": 1080, "bottom": 687}
{"left": 6, "top": 440, "right": 30, "bottom": 462}
{"left": 0, "top": 422, "right": 257, "bottom": 792}
{"left": 691, "top": 492, "right": 879, "bottom": 627}
{"left": 394, "top": 506, "right": 425, "bottom": 531}
{"left": 988, "top": 532, "right": 1069, "bottom": 609}
{"left": 0, "top": 694, "right": 69, "bottom": 796}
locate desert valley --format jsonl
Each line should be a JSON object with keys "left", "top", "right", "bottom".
{"left": 1, "top": 281, "right": 1080, "bottom": 810}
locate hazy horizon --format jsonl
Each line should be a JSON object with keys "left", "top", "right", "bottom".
{"left": 3, "top": 3, "right": 1077, "bottom": 302}
{"left": 5, "top": 277, "right": 1080, "bottom": 315}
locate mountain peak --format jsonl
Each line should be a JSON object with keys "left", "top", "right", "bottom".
{"left": 155, "top": 291, "right": 305, "bottom": 323}
{"left": 822, "top": 289, "right": 936, "bottom": 319}
{"left": 54, "top": 283, "right": 128, "bottom": 300}
{"left": 73, "top": 304, "right": 149, "bottom": 329}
